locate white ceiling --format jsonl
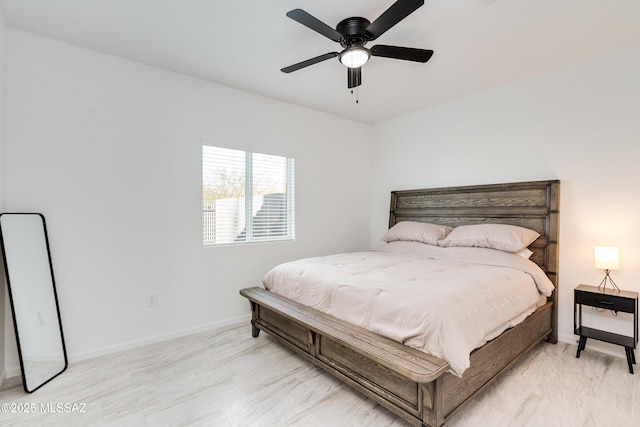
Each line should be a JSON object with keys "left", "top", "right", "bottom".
{"left": 1, "top": 0, "right": 640, "bottom": 124}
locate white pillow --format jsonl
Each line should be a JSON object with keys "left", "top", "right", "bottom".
{"left": 437, "top": 224, "right": 540, "bottom": 253}
{"left": 381, "top": 221, "right": 453, "bottom": 246}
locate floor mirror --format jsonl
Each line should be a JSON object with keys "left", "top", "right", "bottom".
{"left": 0, "top": 213, "right": 68, "bottom": 393}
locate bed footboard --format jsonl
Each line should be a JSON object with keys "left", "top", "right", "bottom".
{"left": 240, "top": 287, "right": 450, "bottom": 427}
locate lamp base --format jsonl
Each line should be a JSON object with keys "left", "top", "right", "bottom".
{"left": 598, "top": 269, "right": 620, "bottom": 292}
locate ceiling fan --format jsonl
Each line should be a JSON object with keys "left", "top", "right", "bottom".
{"left": 281, "top": 0, "right": 434, "bottom": 89}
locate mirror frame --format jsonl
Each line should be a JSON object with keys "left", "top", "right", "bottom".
{"left": 0, "top": 213, "right": 68, "bottom": 393}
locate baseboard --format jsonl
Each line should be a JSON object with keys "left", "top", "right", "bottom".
{"left": 4, "top": 322, "right": 628, "bottom": 382}
{"left": 5, "top": 364, "right": 21, "bottom": 379}
{"left": 557, "top": 332, "right": 628, "bottom": 359}
{"left": 3, "top": 314, "right": 251, "bottom": 378}
{"left": 69, "top": 314, "right": 251, "bottom": 363}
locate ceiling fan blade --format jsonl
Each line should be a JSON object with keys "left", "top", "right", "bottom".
{"left": 370, "top": 45, "right": 433, "bottom": 62}
{"left": 366, "top": 0, "right": 424, "bottom": 40}
{"left": 281, "top": 52, "right": 339, "bottom": 73}
{"left": 286, "top": 9, "right": 343, "bottom": 42}
{"left": 347, "top": 67, "right": 362, "bottom": 89}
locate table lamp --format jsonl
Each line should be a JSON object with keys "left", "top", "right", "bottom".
{"left": 595, "top": 246, "right": 620, "bottom": 292}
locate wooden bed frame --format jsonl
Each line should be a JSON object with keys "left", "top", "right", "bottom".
{"left": 240, "top": 179, "right": 560, "bottom": 427}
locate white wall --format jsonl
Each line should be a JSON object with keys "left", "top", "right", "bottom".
{"left": 0, "top": 8, "right": 7, "bottom": 386}
{"left": 5, "top": 24, "right": 639, "bottom": 378}
{"left": 370, "top": 45, "right": 640, "bottom": 357}
{"left": 4, "top": 29, "right": 371, "bottom": 374}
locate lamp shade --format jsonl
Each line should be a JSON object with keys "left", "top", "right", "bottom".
{"left": 595, "top": 246, "right": 619, "bottom": 270}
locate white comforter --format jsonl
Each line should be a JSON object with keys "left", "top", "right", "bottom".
{"left": 262, "top": 241, "right": 555, "bottom": 376}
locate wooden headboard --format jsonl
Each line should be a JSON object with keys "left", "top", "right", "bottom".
{"left": 389, "top": 180, "right": 560, "bottom": 341}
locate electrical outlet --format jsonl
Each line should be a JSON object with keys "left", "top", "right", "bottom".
{"left": 146, "top": 293, "right": 158, "bottom": 307}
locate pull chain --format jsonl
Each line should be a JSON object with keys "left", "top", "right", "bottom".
{"left": 350, "top": 88, "right": 359, "bottom": 104}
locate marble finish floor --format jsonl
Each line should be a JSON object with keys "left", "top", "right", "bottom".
{"left": 0, "top": 323, "right": 638, "bottom": 426}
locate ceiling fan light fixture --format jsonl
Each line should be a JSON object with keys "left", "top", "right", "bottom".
{"left": 339, "top": 47, "right": 370, "bottom": 68}
{"left": 282, "top": 2, "right": 433, "bottom": 89}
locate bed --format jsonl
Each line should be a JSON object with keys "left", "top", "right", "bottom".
{"left": 240, "top": 180, "right": 559, "bottom": 427}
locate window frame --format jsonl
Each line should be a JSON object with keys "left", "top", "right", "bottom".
{"left": 202, "top": 143, "right": 295, "bottom": 246}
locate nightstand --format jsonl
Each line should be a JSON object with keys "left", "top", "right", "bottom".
{"left": 574, "top": 284, "right": 638, "bottom": 373}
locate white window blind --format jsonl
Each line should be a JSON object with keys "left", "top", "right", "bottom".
{"left": 203, "top": 145, "right": 295, "bottom": 245}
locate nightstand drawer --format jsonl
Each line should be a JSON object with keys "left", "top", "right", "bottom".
{"left": 575, "top": 290, "right": 636, "bottom": 313}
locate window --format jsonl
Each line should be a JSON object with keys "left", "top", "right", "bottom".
{"left": 202, "top": 145, "right": 295, "bottom": 245}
